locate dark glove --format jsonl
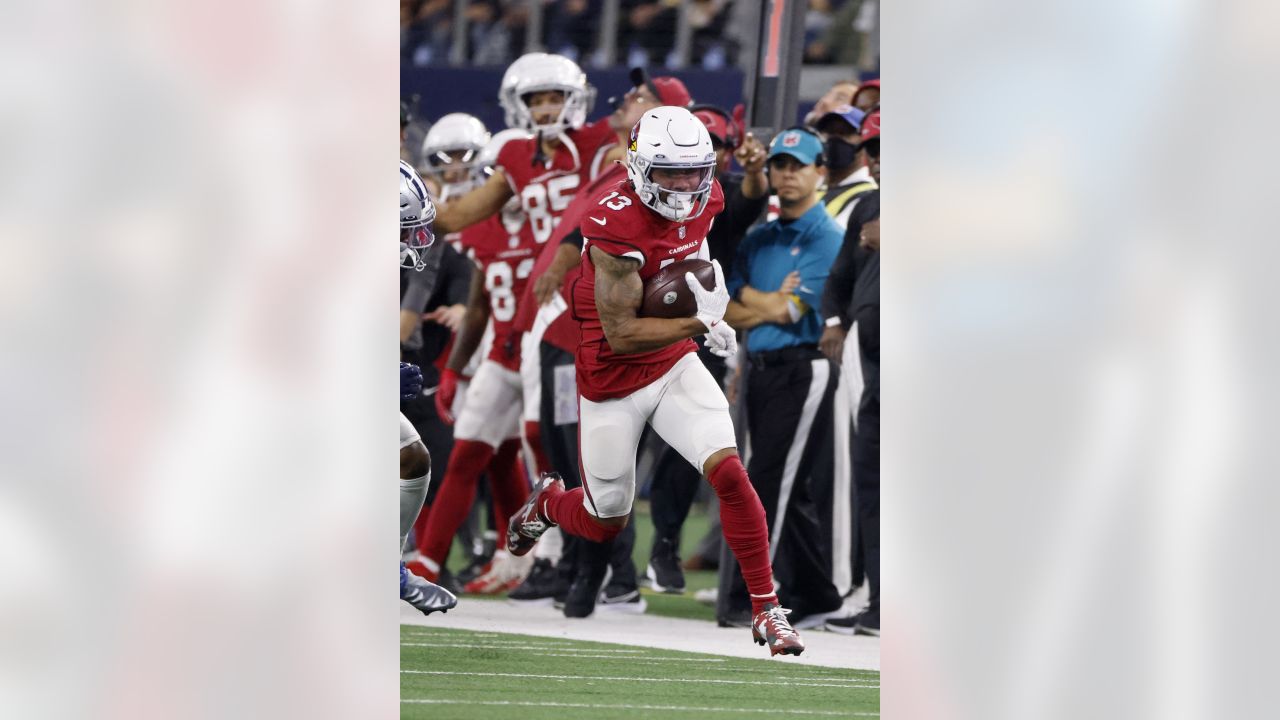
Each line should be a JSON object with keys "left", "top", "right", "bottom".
{"left": 400, "top": 362, "right": 423, "bottom": 401}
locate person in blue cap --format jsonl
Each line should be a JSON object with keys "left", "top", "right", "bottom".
{"left": 814, "top": 104, "right": 877, "bottom": 230}
{"left": 718, "top": 127, "right": 853, "bottom": 630}
{"left": 811, "top": 101, "right": 877, "bottom": 605}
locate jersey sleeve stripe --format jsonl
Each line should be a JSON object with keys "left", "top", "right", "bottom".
{"left": 584, "top": 236, "right": 647, "bottom": 267}
{"left": 495, "top": 164, "right": 520, "bottom": 196}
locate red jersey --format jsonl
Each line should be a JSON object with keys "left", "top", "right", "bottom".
{"left": 461, "top": 214, "right": 536, "bottom": 372}
{"left": 543, "top": 266, "right": 583, "bottom": 354}
{"left": 514, "top": 164, "right": 630, "bottom": 354}
{"left": 573, "top": 178, "right": 726, "bottom": 401}
{"left": 496, "top": 119, "right": 617, "bottom": 246}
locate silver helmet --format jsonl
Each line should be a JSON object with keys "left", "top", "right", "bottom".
{"left": 400, "top": 159, "right": 436, "bottom": 270}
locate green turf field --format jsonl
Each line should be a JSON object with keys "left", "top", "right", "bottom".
{"left": 400, "top": 625, "right": 880, "bottom": 719}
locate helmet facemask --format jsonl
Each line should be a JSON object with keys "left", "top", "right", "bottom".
{"left": 421, "top": 113, "right": 491, "bottom": 199}
{"left": 424, "top": 147, "right": 488, "bottom": 200}
{"left": 516, "top": 85, "right": 595, "bottom": 135}
{"left": 400, "top": 222, "right": 435, "bottom": 271}
{"left": 628, "top": 152, "right": 715, "bottom": 223}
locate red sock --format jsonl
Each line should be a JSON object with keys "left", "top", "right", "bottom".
{"left": 419, "top": 439, "right": 494, "bottom": 566}
{"left": 523, "top": 420, "right": 553, "bottom": 476}
{"left": 488, "top": 439, "right": 530, "bottom": 530}
{"left": 708, "top": 455, "right": 778, "bottom": 615}
{"left": 543, "top": 486, "right": 622, "bottom": 543}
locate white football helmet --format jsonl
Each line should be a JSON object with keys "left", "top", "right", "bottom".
{"left": 400, "top": 159, "right": 436, "bottom": 270}
{"left": 625, "top": 106, "right": 718, "bottom": 222}
{"left": 499, "top": 53, "right": 596, "bottom": 134}
{"left": 498, "top": 54, "right": 546, "bottom": 129}
{"left": 421, "top": 113, "right": 491, "bottom": 199}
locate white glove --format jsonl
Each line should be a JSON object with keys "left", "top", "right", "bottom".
{"left": 704, "top": 321, "right": 738, "bottom": 358}
{"left": 685, "top": 259, "right": 730, "bottom": 333}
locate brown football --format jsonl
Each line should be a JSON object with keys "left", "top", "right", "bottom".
{"left": 640, "top": 258, "right": 715, "bottom": 318}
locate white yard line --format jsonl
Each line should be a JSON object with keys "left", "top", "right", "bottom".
{"left": 401, "top": 643, "right": 728, "bottom": 662}
{"left": 400, "top": 698, "right": 878, "bottom": 717}
{"left": 401, "top": 598, "right": 880, "bottom": 671}
{"left": 400, "top": 642, "right": 646, "bottom": 653}
{"left": 403, "top": 669, "right": 879, "bottom": 689}
{"left": 401, "top": 633, "right": 576, "bottom": 646}
{"left": 607, "top": 659, "right": 727, "bottom": 666}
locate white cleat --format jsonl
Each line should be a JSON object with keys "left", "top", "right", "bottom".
{"left": 401, "top": 563, "right": 458, "bottom": 616}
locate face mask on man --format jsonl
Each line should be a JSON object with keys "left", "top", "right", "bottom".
{"left": 825, "top": 137, "right": 860, "bottom": 172}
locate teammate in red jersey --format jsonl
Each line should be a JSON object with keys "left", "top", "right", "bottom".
{"left": 433, "top": 53, "right": 617, "bottom": 242}
{"left": 507, "top": 106, "right": 806, "bottom": 656}
{"left": 514, "top": 67, "right": 693, "bottom": 493}
{"left": 418, "top": 54, "right": 617, "bottom": 594}
{"left": 411, "top": 124, "right": 544, "bottom": 594}
{"left": 434, "top": 51, "right": 616, "bottom": 490}
{"left": 425, "top": 219, "right": 540, "bottom": 594}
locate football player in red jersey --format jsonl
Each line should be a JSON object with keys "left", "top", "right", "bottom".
{"left": 411, "top": 122, "right": 552, "bottom": 594}
{"left": 501, "top": 70, "right": 698, "bottom": 611}
{"left": 515, "top": 67, "right": 693, "bottom": 492}
{"left": 401, "top": 118, "right": 535, "bottom": 592}
{"left": 422, "top": 54, "right": 625, "bottom": 595}
{"left": 506, "top": 107, "right": 806, "bottom": 656}
{"left": 435, "top": 51, "right": 617, "bottom": 486}
{"left": 432, "top": 53, "right": 617, "bottom": 241}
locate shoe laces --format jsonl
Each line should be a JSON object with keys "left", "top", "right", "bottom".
{"left": 520, "top": 516, "right": 548, "bottom": 536}
{"left": 762, "top": 606, "right": 798, "bottom": 639}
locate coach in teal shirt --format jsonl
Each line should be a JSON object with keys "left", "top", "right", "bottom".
{"left": 726, "top": 128, "right": 843, "bottom": 351}
{"left": 722, "top": 126, "right": 852, "bottom": 627}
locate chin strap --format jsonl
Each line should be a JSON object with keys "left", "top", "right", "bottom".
{"left": 531, "top": 130, "right": 545, "bottom": 167}
{"left": 529, "top": 128, "right": 582, "bottom": 173}
{"left": 558, "top": 131, "right": 581, "bottom": 172}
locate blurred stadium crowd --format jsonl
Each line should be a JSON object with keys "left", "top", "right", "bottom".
{"left": 400, "top": 43, "right": 880, "bottom": 638}
{"left": 401, "top": 0, "right": 879, "bottom": 70}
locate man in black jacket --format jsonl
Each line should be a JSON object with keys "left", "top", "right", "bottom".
{"left": 817, "top": 111, "right": 882, "bottom": 609}
{"left": 820, "top": 189, "right": 879, "bottom": 364}
{"left": 823, "top": 216, "right": 880, "bottom": 636}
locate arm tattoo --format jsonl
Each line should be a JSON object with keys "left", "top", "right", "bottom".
{"left": 590, "top": 245, "right": 642, "bottom": 342}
